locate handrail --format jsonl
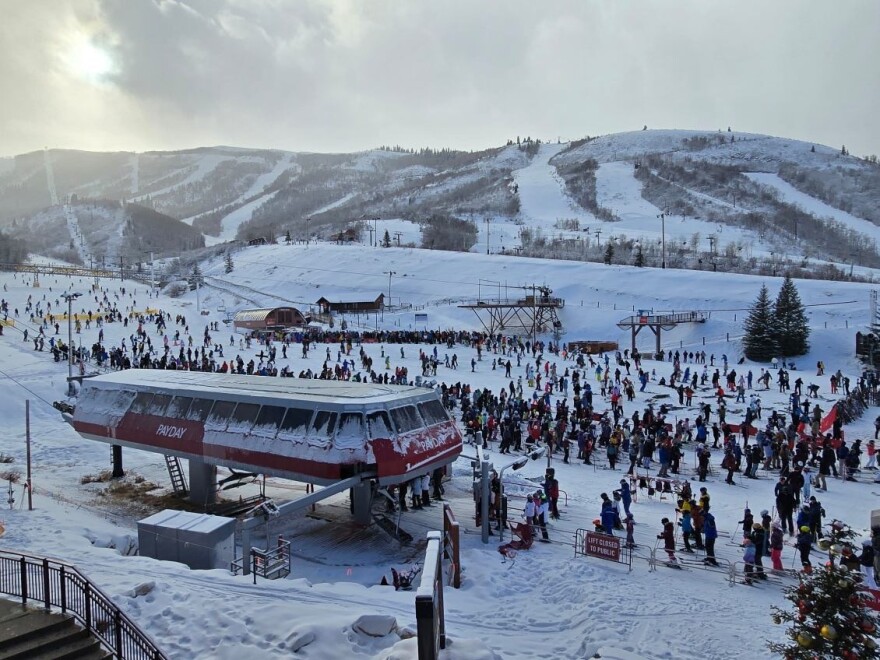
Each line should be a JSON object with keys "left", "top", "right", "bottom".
{"left": 0, "top": 549, "right": 166, "bottom": 660}
{"left": 442, "top": 504, "right": 461, "bottom": 589}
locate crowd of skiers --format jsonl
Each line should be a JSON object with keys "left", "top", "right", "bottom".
{"left": 6, "top": 285, "right": 880, "bottom": 583}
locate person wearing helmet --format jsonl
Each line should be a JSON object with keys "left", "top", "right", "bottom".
{"left": 658, "top": 517, "right": 677, "bottom": 564}
{"left": 739, "top": 508, "right": 754, "bottom": 542}
{"left": 770, "top": 521, "right": 785, "bottom": 571}
{"left": 616, "top": 478, "right": 632, "bottom": 517}
{"left": 796, "top": 504, "right": 812, "bottom": 532}
{"left": 749, "top": 523, "right": 767, "bottom": 578}
{"left": 796, "top": 525, "right": 813, "bottom": 571}
{"left": 760, "top": 510, "right": 772, "bottom": 557}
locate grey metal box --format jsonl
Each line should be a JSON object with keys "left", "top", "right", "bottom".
{"left": 138, "top": 510, "right": 235, "bottom": 570}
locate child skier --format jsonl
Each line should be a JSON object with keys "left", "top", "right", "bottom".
{"left": 658, "top": 518, "right": 677, "bottom": 565}
{"left": 625, "top": 513, "right": 636, "bottom": 549}
{"left": 743, "top": 538, "right": 757, "bottom": 585}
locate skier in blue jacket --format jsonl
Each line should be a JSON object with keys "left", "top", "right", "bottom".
{"left": 702, "top": 507, "right": 719, "bottom": 566}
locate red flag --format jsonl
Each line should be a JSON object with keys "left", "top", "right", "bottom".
{"left": 819, "top": 405, "right": 837, "bottom": 435}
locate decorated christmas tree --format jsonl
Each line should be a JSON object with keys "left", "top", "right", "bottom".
{"left": 817, "top": 519, "right": 858, "bottom": 559}
{"left": 769, "top": 561, "right": 879, "bottom": 658}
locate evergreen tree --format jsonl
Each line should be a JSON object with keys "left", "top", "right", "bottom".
{"left": 774, "top": 275, "right": 810, "bottom": 357}
{"left": 743, "top": 284, "right": 777, "bottom": 361}
{"left": 224, "top": 252, "right": 234, "bottom": 274}
{"left": 768, "top": 561, "right": 879, "bottom": 659}
{"left": 603, "top": 242, "right": 615, "bottom": 265}
{"left": 382, "top": 229, "right": 391, "bottom": 248}
{"left": 285, "top": 229, "right": 292, "bottom": 245}
{"left": 634, "top": 244, "right": 645, "bottom": 267}
{"left": 188, "top": 264, "right": 203, "bottom": 290}
{"left": 817, "top": 519, "right": 859, "bottom": 557}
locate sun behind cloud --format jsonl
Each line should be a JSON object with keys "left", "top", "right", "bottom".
{"left": 64, "top": 35, "right": 115, "bottom": 83}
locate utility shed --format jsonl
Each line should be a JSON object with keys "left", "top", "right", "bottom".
{"left": 138, "top": 509, "right": 235, "bottom": 570}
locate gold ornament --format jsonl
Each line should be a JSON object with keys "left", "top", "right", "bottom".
{"left": 797, "top": 631, "right": 814, "bottom": 648}
{"left": 818, "top": 539, "right": 831, "bottom": 550}
{"left": 820, "top": 624, "right": 838, "bottom": 640}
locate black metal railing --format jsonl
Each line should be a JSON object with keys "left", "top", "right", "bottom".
{"left": 0, "top": 550, "right": 166, "bottom": 660}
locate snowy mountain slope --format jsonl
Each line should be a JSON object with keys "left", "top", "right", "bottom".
{"left": 5, "top": 131, "right": 880, "bottom": 279}
{"left": 513, "top": 143, "right": 593, "bottom": 229}
{"left": 236, "top": 152, "right": 297, "bottom": 202}
{"left": 216, "top": 191, "right": 279, "bottom": 242}
{"left": 745, "top": 172, "right": 880, "bottom": 242}
{"left": 554, "top": 129, "right": 846, "bottom": 170}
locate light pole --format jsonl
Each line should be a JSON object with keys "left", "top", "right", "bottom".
{"left": 657, "top": 213, "right": 666, "bottom": 268}
{"left": 498, "top": 447, "right": 546, "bottom": 542}
{"left": 62, "top": 292, "right": 81, "bottom": 396}
{"left": 485, "top": 218, "right": 490, "bottom": 254}
{"left": 384, "top": 270, "right": 396, "bottom": 311}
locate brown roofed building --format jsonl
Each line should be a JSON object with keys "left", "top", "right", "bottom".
{"left": 316, "top": 295, "right": 385, "bottom": 314}
{"left": 232, "top": 307, "right": 306, "bottom": 333}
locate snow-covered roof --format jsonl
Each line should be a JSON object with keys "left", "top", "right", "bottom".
{"left": 233, "top": 308, "right": 280, "bottom": 322}
{"left": 85, "top": 370, "right": 434, "bottom": 406}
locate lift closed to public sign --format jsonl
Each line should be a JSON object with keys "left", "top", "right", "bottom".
{"left": 585, "top": 532, "right": 621, "bottom": 562}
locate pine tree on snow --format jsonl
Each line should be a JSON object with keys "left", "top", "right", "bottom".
{"left": 634, "top": 244, "right": 644, "bottom": 267}
{"left": 603, "top": 242, "right": 615, "bottom": 265}
{"left": 774, "top": 276, "right": 810, "bottom": 357}
{"left": 743, "top": 284, "right": 777, "bottom": 361}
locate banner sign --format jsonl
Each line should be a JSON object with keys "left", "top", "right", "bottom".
{"left": 584, "top": 531, "right": 621, "bottom": 562}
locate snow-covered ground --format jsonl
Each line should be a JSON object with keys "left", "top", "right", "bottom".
{"left": 0, "top": 238, "right": 878, "bottom": 659}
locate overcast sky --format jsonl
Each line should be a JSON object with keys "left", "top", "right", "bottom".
{"left": 2, "top": 0, "right": 879, "bottom": 157}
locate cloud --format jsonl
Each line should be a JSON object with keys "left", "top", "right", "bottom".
{"left": 1, "top": 0, "right": 879, "bottom": 157}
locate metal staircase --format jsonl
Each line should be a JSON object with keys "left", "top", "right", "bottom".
{"left": 164, "top": 456, "right": 188, "bottom": 496}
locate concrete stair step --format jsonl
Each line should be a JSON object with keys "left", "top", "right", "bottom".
{"left": 0, "top": 599, "right": 110, "bottom": 660}
{"left": 0, "top": 617, "right": 86, "bottom": 659}
{"left": 0, "top": 608, "right": 75, "bottom": 655}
